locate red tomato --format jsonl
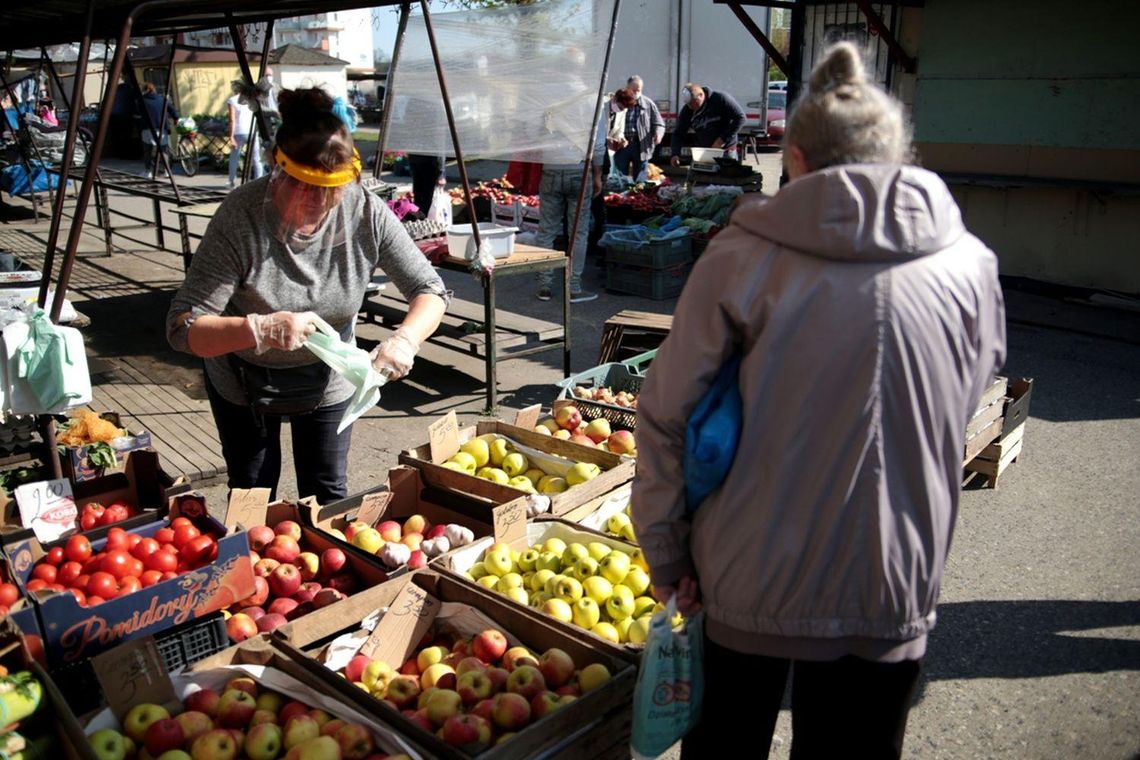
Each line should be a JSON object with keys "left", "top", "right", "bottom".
{"left": 154, "top": 528, "right": 176, "bottom": 545}
{"left": 103, "top": 505, "right": 131, "bottom": 525}
{"left": 80, "top": 513, "right": 99, "bottom": 531}
{"left": 68, "top": 588, "right": 86, "bottom": 605}
{"left": 82, "top": 502, "right": 105, "bottom": 523}
{"left": 82, "top": 556, "right": 103, "bottom": 575}
{"left": 172, "top": 524, "right": 200, "bottom": 549}
{"left": 105, "top": 528, "right": 129, "bottom": 552}
{"left": 131, "top": 537, "right": 160, "bottom": 560}
{"left": 87, "top": 595, "right": 105, "bottom": 606}
{"left": 118, "top": 576, "right": 142, "bottom": 596}
{"left": 58, "top": 561, "right": 83, "bottom": 587}
{"left": 159, "top": 571, "right": 178, "bottom": 582}
{"left": 140, "top": 570, "right": 163, "bottom": 587}
{"left": 127, "top": 534, "right": 142, "bottom": 550}
{"left": 86, "top": 572, "right": 118, "bottom": 600}
{"left": 73, "top": 575, "right": 90, "bottom": 591}
{"left": 64, "top": 535, "right": 92, "bottom": 563}
{"left": 145, "top": 551, "right": 178, "bottom": 574}
{"left": 170, "top": 517, "right": 193, "bottom": 530}
{"left": 102, "top": 550, "right": 132, "bottom": 580}
{"left": 181, "top": 535, "right": 218, "bottom": 567}
{"left": 25, "top": 579, "right": 47, "bottom": 592}
{"left": 0, "top": 583, "right": 19, "bottom": 607}
{"left": 46, "top": 583, "right": 65, "bottom": 592}
{"left": 31, "top": 565, "right": 57, "bottom": 584}
{"left": 129, "top": 558, "right": 144, "bottom": 578}
{"left": 45, "top": 547, "right": 66, "bottom": 566}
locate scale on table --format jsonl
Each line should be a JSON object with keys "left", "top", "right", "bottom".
{"left": 688, "top": 147, "right": 728, "bottom": 174}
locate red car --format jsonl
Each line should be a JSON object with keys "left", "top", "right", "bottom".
{"left": 766, "top": 89, "right": 786, "bottom": 140}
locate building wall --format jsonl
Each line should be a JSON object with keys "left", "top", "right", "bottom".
{"left": 175, "top": 63, "right": 243, "bottom": 117}
{"left": 913, "top": 0, "right": 1140, "bottom": 294}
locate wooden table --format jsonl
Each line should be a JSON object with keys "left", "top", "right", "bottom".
{"left": 363, "top": 244, "right": 570, "bottom": 412}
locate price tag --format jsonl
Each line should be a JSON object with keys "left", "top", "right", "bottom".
{"left": 14, "top": 479, "right": 77, "bottom": 543}
{"left": 359, "top": 583, "right": 441, "bottom": 667}
{"left": 428, "top": 411, "right": 461, "bottom": 463}
{"left": 91, "top": 637, "right": 178, "bottom": 721}
{"left": 492, "top": 499, "right": 527, "bottom": 547}
{"left": 356, "top": 491, "right": 392, "bottom": 528}
{"left": 513, "top": 404, "right": 542, "bottom": 430}
{"left": 223, "top": 488, "right": 271, "bottom": 530}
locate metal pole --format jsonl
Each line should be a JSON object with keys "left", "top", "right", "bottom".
{"left": 152, "top": 41, "right": 178, "bottom": 178}
{"left": 40, "top": 5, "right": 94, "bottom": 309}
{"left": 419, "top": 0, "right": 481, "bottom": 252}
{"left": 374, "top": 1, "right": 410, "bottom": 179}
{"left": 726, "top": 1, "right": 789, "bottom": 76}
{"left": 228, "top": 17, "right": 272, "bottom": 184}
{"left": 564, "top": 0, "right": 622, "bottom": 369}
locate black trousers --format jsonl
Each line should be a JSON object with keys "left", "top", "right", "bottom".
{"left": 681, "top": 636, "right": 921, "bottom": 760}
{"left": 407, "top": 153, "right": 445, "bottom": 214}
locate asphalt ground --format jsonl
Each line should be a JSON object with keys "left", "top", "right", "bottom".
{"left": 3, "top": 150, "right": 1136, "bottom": 758}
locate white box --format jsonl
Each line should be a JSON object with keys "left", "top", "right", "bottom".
{"left": 446, "top": 223, "right": 519, "bottom": 260}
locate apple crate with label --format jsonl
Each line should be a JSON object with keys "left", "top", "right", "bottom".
{"left": 277, "top": 569, "right": 636, "bottom": 760}
{"left": 300, "top": 465, "right": 514, "bottom": 579}
{"left": 553, "top": 350, "right": 654, "bottom": 432}
{"left": 400, "top": 419, "right": 635, "bottom": 518}
{"left": 443, "top": 518, "right": 655, "bottom": 656}
{"left": 80, "top": 633, "right": 422, "bottom": 760}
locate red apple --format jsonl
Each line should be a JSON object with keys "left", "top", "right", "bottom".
{"left": 455, "top": 657, "right": 486, "bottom": 677}
{"left": 343, "top": 522, "right": 369, "bottom": 542}
{"left": 538, "top": 648, "right": 575, "bottom": 688}
{"left": 240, "top": 606, "right": 266, "bottom": 621}
{"left": 319, "top": 720, "right": 346, "bottom": 738}
{"left": 274, "top": 521, "right": 302, "bottom": 541}
{"left": 456, "top": 670, "right": 493, "bottom": 706}
{"left": 175, "top": 710, "right": 214, "bottom": 743}
{"left": 286, "top": 601, "right": 314, "bottom": 621}
{"left": 328, "top": 573, "right": 359, "bottom": 595}
{"left": 225, "top": 677, "right": 258, "bottom": 697}
{"left": 278, "top": 702, "right": 310, "bottom": 728}
{"left": 406, "top": 550, "right": 427, "bottom": 570}
{"left": 238, "top": 576, "right": 270, "bottom": 608}
{"left": 470, "top": 698, "right": 494, "bottom": 724}
{"left": 191, "top": 729, "right": 237, "bottom": 760}
{"left": 506, "top": 665, "right": 545, "bottom": 701}
{"left": 441, "top": 714, "right": 491, "bottom": 749}
{"left": 293, "top": 553, "right": 320, "bottom": 582}
{"left": 313, "top": 588, "right": 346, "bottom": 609}
{"left": 292, "top": 587, "right": 317, "bottom": 605}
{"left": 256, "top": 613, "right": 287, "bottom": 633}
{"left": 144, "top": 718, "right": 185, "bottom": 756}
{"left": 384, "top": 677, "right": 421, "bottom": 710}
{"left": 184, "top": 688, "right": 220, "bottom": 718}
{"left": 402, "top": 709, "right": 433, "bottom": 734}
{"left": 344, "top": 655, "right": 371, "bottom": 684}
{"left": 485, "top": 667, "right": 509, "bottom": 695}
{"left": 425, "top": 524, "right": 447, "bottom": 540}
{"left": 247, "top": 526, "right": 276, "bottom": 554}
{"left": 268, "top": 597, "right": 299, "bottom": 618}
{"left": 268, "top": 564, "right": 302, "bottom": 598}
{"left": 264, "top": 536, "right": 301, "bottom": 565}
{"left": 333, "top": 724, "right": 373, "bottom": 760}
{"left": 490, "top": 692, "right": 531, "bottom": 731}
{"left": 319, "top": 548, "right": 346, "bottom": 577}
{"left": 472, "top": 629, "right": 508, "bottom": 663}
{"left": 254, "top": 559, "right": 281, "bottom": 578}
{"left": 216, "top": 690, "right": 257, "bottom": 728}
{"left": 225, "top": 614, "right": 258, "bottom": 643}
{"left": 554, "top": 405, "right": 582, "bottom": 431}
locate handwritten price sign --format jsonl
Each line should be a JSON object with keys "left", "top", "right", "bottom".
{"left": 360, "top": 584, "right": 441, "bottom": 667}
{"left": 15, "top": 478, "right": 78, "bottom": 543}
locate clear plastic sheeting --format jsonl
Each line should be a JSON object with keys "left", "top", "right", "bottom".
{"left": 386, "top": 0, "right": 616, "bottom": 164}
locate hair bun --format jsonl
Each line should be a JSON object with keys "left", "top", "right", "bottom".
{"left": 809, "top": 41, "right": 867, "bottom": 92}
{"left": 277, "top": 87, "right": 335, "bottom": 122}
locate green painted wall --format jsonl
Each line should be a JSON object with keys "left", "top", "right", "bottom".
{"left": 915, "top": 0, "right": 1140, "bottom": 149}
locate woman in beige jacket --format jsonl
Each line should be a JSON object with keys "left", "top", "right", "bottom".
{"left": 631, "top": 43, "right": 1006, "bottom": 758}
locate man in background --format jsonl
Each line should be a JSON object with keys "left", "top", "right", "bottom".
{"left": 669, "top": 82, "right": 745, "bottom": 166}
{"left": 613, "top": 75, "right": 664, "bottom": 180}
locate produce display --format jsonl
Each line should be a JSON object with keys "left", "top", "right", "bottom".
{"left": 569, "top": 383, "right": 639, "bottom": 409}
{"left": 531, "top": 408, "right": 636, "bottom": 456}
{"left": 23, "top": 519, "right": 219, "bottom": 607}
{"left": 57, "top": 410, "right": 128, "bottom": 472}
{"left": 602, "top": 185, "right": 673, "bottom": 216}
{"left": 335, "top": 627, "right": 611, "bottom": 751}
{"left": 86, "top": 677, "right": 408, "bottom": 760}
{"left": 439, "top": 433, "right": 605, "bottom": 494}
{"left": 79, "top": 500, "right": 141, "bottom": 531}
{"left": 0, "top": 669, "right": 58, "bottom": 760}
{"left": 462, "top": 538, "right": 667, "bottom": 645}
{"left": 224, "top": 521, "right": 368, "bottom": 641}
{"left": 343, "top": 514, "right": 476, "bottom": 573}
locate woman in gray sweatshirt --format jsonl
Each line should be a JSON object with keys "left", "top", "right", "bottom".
{"left": 167, "top": 88, "right": 447, "bottom": 504}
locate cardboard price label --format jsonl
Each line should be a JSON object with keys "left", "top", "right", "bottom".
{"left": 223, "top": 488, "right": 271, "bottom": 530}
{"left": 356, "top": 491, "right": 392, "bottom": 527}
{"left": 492, "top": 499, "right": 527, "bottom": 547}
{"left": 91, "top": 636, "right": 178, "bottom": 721}
{"left": 428, "top": 411, "right": 461, "bottom": 463}
{"left": 15, "top": 479, "right": 77, "bottom": 543}
{"left": 359, "top": 584, "right": 441, "bottom": 667}
{"left": 513, "top": 404, "right": 542, "bottom": 430}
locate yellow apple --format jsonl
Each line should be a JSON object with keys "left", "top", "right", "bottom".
{"left": 508, "top": 476, "right": 537, "bottom": 493}
{"left": 476, "top": 467, "right": 510, "bottom": 485}
{"left": 524, "top": 468, "right": 546, "bottom": 486}
{"left": 582, "top": 575, "right": 614, "bottom": 605}
{"left": 605, "top": 585, "right": 636, "bottom": 621}
{"left": 571, "top": 598, "right": 600, "bottom": 629}
{"left": 565, "top": 462, "right": 602, "bottom": 486}
{"left": 542, "top": 538, "right": 567, "bottom": 557}
{"left": 530, "top": 569, "right": 555, "bottom": 592}
{"left": 459, "top": 439, "right": 490, "bottom": 468}
{"left": 620, "top": 566, "right": 650, "bottom": 596}
{"left": 533, "top": 425, "right": 552, "bottom": 436}
{"left": 552, "top": 429, "right": 572, "bottom": 440}
{"left": 502, "top": 453, "right": 528, "bottom": 477}
{"left": 505, "top": 587, "right": 529, "bottom": 606}
{"left": 598, "top": 551, "right": 631, "bottom": 585}
{"left": 591, "top": 621, "right": 620, "bottom": 644}
{"left": 587, "top": 542, "right": 613, "bottom": 562}
{"left": 537, "top": 476, "right": 569, "bottom": 494}
{"left": 447, "top": 451, "right": 478, "bottom": 474}
{"left": 488, "top": 438, "right": 510, "bottom": 466}
{"left": 542, "top": 598, "right": 573, "bottom": 623}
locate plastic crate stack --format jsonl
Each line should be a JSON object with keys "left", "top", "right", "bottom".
{"left": 603, "top": 232, "right": 694, "bottom": 300}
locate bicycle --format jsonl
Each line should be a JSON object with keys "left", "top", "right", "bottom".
{"left": 171, "top": 130, "right": 199, "bottom": 177}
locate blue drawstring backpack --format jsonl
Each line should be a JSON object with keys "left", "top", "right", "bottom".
{"left": 683, "top": 353, "right": 743, "bottom": 513}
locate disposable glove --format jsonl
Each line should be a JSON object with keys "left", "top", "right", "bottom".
{"left": 369, "top": 328, "right": 420, "bottom": 380}
{"left": 246, "top": 311, "right": 318, "bottom": 354}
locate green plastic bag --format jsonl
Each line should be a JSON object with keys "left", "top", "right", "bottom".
{"left": 630, "top": 597, "right": 705, "bottom": 758}
{"left": 302, "top": 316, "right": 387, "bottom": 434}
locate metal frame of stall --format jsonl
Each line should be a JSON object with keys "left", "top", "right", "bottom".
{"left": 0, "top": 0, "right": 623, "bottom": 475}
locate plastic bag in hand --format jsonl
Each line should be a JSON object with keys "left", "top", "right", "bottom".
{"left": 302, "top": 316, "right": 387, "bottom": 434}
{"left": 426, "top": 185, "right": 452, "bottom": 227}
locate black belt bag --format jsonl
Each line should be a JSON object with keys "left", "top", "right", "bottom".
{"left": 229, "top": 355, "right": 332, "bottom": 416}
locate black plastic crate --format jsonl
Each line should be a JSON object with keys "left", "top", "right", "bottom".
{"left": 51, "top": 613, "right": 229, "bottom": 715}
{"left": 604, "top": 234, "right": 692, "bottom": 269}
{"left": 605, "top": 261, "right": 692, "bottom": 300}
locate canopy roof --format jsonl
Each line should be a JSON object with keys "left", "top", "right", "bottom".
{"left": 1, "top": 0, "right": 401, "bottom": 50}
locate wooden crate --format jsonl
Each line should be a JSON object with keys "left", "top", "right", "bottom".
{"left": 965, "top": 378, "right": 1033, "bottom": 488}
{"left": 962, "top": 377, "right": 1007, "bottom": 466}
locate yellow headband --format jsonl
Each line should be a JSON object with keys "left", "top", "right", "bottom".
{"left": 274, "top": 147, "right": 362, "bottom": 187}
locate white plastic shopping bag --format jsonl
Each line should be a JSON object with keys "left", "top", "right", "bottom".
{"left": 426, "top": 184, "right": 452, "bottom": 227}
{"left": 630, "top": 596, "right": 705, "bottom": 758}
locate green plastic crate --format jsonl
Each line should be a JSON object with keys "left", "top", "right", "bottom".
{"left": 605, "top": 261, "right": 692, "bottom": 300}
{"left": 555, "top": 350, "right": 655, "bottom": 430}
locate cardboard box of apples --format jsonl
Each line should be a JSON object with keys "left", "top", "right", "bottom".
{"left": 303, "top": 466, "right": 519, "bottom": 576}
{"left": 280, "top": 570, "right": 635, "bottom": 759}
{"left": 220, "top": 497, "right": 395, "bottom": 644}
{"left": 6, "top": 492, "right": 254, "bottom": 667}
{"left": 399, "top": 416, "right": 634, "bottom": 518}
{"left": 82, "top": 634, "right": 424, "bottom": 760}
{"left": 443, "top": 519, "right": 671, "bottom": 652}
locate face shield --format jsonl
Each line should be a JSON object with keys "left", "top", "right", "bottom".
{"left": 266, "top": 147, "right": 362, "bottom": 242}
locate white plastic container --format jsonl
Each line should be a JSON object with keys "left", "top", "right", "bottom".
{"left": 689, "top": 147, "right": 729, "bottom": 163}
{"left": 446, "top": 223, "right": 519, "bottom": 260}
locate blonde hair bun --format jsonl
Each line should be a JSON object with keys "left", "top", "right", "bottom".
{"left": 808, "top": 41, "right": 867, "bottom": 93}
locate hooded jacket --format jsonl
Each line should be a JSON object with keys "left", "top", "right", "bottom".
{"left": 631, "top": 164, "right": 1006, "bottom": 661}
{"left": 670, "top": 86, "right": 745, "bottom": 155}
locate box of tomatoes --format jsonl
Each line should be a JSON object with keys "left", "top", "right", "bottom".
{"left": 6, "top": 493, "right": 254, "bottom": 667}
